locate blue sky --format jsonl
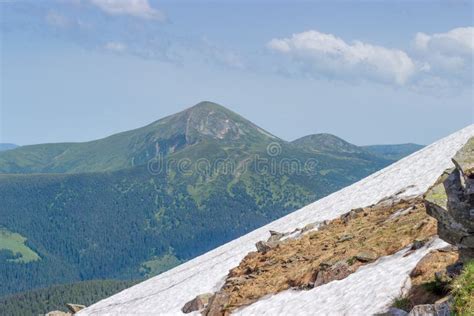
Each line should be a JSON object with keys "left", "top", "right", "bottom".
{"left": 1, "top": 0, "right": 473, "bottom": 146}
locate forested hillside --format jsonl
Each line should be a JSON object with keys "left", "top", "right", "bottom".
{"left": 0, "top": 102, "right": 413, "bottom": 297}
{"left": 0, "top": 279, "right": 137, "bottom": 316}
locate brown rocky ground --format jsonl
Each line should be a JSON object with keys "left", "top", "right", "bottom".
{"left": 406, "top": 247, "right": 459, "bottom": 308}
{"left": 194, "top": 196, "right": 438, "bottom": 315}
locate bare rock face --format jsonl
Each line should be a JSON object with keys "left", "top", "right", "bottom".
{"left": 182, "top": 293, "right": 213, "bottom": 313}
{"left": 66, "top": 303, "right": 86, "bottom": 314}
{"left": 314, "top": 261, "right": 354, "bottom": 287}
{"left": 424, "top": 137, "right": 474, "bottom": 262}
{"left": 376, "top": 307, "right": 409, "bottom": 316}
{"left": 45, "top": 311, "right": 72, "bottom": 316}
{"left": 355, "top": 251, "right": 378, "bottom": 262}
{"left": 202, "top": 292, "right": 230, "bottom": 316}
{"left": 407, "top": 296, "right": 452, "bottom": 316}
{"left": 255, "top": 240, "right": 278, "bottom": 253}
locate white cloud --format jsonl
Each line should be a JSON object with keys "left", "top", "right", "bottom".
{"left": 413, "top": 27, "right": 473, "bottom": 78}
{"left": 104, "top": 41, "right": 126, "bottom": 52}
{"left": 414, "top": 27, "right": 473, "bottom": 56}
{"left": 89, "top": 0, "right": 165, "bottom": 21}
{"left": 268, "top": 30, "right": 416, "bottom": 85}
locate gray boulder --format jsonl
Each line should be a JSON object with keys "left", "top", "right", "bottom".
{"left": 66, "top": 303, "right": 86, "bottom": 314}
{"left": 182, "top": 293, "right": 213, "bottom": 313}
{"left": 407, "top": 296, "right": 451, "bottom": 316}
{"left": 424, "top": 137, "right": 474, "bottom": 262}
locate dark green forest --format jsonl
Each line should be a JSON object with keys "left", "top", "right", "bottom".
{"left": 0, "top": 279, "right": 137, "bottom": 315}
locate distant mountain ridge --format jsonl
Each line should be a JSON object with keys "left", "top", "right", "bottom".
{"left": 0, "top": 144, "right": 18, "bottom": 152}
{"left": 362, "top": 143, "right": 425, "bottom": 160}
{"left": 292, "top": 133, "right": 365, "bottom": 154}
{"left": 293, "top": 134, "right": 423, "bottom": 161}
{"left": 0, "top": 101, "right": 422, "bottom": 298}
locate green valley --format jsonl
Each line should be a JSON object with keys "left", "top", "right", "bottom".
{"left": 0, "top": 229, "right": 40, "bottom": 263}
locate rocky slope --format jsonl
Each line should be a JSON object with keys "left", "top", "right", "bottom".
{"left": 200, "top": 196, "right": 436, "bottom": 315}
{"left": 77, "top": 125, "right": 473, "bottom": 315}
{"left": 382, "top": 136, "right": 474, "bottom": 315}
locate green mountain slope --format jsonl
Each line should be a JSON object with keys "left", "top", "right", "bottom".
{"left": 0, "top": 101, "right": 415, "bottom": 297}
{"left": 0, "top": 279, "right": 137, "bottom": 316}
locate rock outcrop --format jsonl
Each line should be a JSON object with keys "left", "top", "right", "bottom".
{"left": 45, "top": 303, "right": 85, "bottom": 316}
{"left": 182, "top": 293, "right": 213, "bottom": 313}
{"left": 407, "top": 296, "right": 452, "bottom": 316}
{"left": 424, "top": 137, "right": 474, "bottom": 262}
{"left": 45, "top": 311, "right": 72, "bottom": 316}
{"left": 66, "top": 304, "right": 85, "bottom": 314}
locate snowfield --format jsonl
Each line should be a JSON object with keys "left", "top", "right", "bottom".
{"left": 79, "top": 125, "right": 474, "bottom": 316}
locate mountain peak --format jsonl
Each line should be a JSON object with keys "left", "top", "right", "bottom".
{"left": 175, "top": 101, "right": 277, "bottom": 143}
{"left": 189, "top": 101, "right": 227, "bottom": 111}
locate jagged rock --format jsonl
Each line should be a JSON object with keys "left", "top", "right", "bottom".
{"left": 226, "top": 276, "right": 247, "bottom": 285}
{"left": 45, "top": 312, "right": 71, "bottom": 316}
{"left": 255, "top": 240, "right": 278, "bottom": 253}
{"left": 424, "top": 137, "right": 474, "bottom": 262}
{"left": 341, "top": 208, "right": 364, "bottom": 224}
{"left": 355, "top": 251, "right": 378, "bottom": 262}
{"left": 408, "top": 305, "right": 441, "bottom": 316}
{"left": 203, "top": 291, "right": 230, "bottom": 316}
{"left": 301, "top": 222, "right": 317, "bottom": 233}
{"left": 375, "top": 307, "right": 409, "bottom": 316}
{"left": 452, "top": 137, "right": 474, "bottom": 194}
{"left": 66, "top": 303, "right": 85, "bottom": 314}
{"left": 411, "top": 239, "right": 427, "bottom": 250}
{"left": 314, "top": 261, "right": 353, "bottom": 287}
{"left": 387, "top": 206, "right": 415, "bottom": 222}
{"left": 267, "top": 230, "right": 285, "bottom": 243}
{"left": 446, "top": 261, "right": 464, "bottom": 277}
{"left": 337, "top": 234, "right": 354, "bottom": 243}
{"left": 181, "top": 293, "right": 213, "bottom": 313}
{"left": 437, "top": 245, "right": 457, "bottom": 252}
{"left": 407, "top": 296, "right": 452, "bottom": 316}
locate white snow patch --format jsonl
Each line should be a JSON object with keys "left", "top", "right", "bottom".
{"left": 79, "top": 125, "right": 473, "bottom": 316}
